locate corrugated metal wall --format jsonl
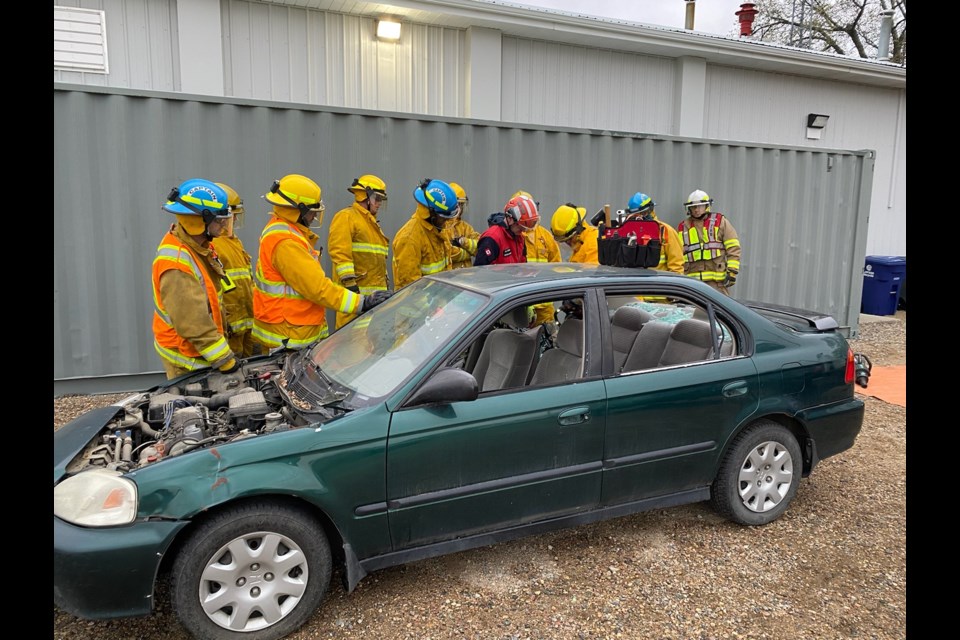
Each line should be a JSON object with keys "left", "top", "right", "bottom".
{"left": 54, "top": 85, "right": 873, "bottom": 395}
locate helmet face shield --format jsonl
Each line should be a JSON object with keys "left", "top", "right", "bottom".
{"left": 303, "top": 202, "right": 326, "bottom": 229}
{"left": 684, "top": 189, "right": 712, "bottom": 216}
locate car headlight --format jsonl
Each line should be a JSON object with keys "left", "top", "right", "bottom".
{"left": 53, "top": 469, "right": 137, "bottom": 526}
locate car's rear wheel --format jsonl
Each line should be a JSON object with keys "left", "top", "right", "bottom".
{"left": 170, "top": 501, "right": 332, "bottom": 640}
{"left": 711, "top": 420, "right": 802, "bottom": 526}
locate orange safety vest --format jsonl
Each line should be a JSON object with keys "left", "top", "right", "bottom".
{"left": 151, "top": 231, "right": 230, "bottom": 370}
{"left": 253, "top": 216, "right": 328, "bottom": 326}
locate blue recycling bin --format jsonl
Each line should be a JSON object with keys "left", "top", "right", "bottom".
{"left": 861, "top": 255, "right": 906, "bottom": 316}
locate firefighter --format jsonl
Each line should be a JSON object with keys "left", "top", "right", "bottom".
{"left": 392, "top": 178, "right": 460, "bottom": 288}
{"left": 677, "top": 189, "right": 741, "bottom": 295}
{"left": 513, "top": 190, "right": 562, "bottom": 326}
{"left": 624, "top": 192, "right": 684, "bottom": 274}
{"left": 550, "top": 203, "right": 599, "bottom": 264}
{"left": 443, "top": 182, "right": 480, "bottom": 268}
{"left": 328, "top": 174, "right": 391, "bottom": 328}
{"left": 152, "top": 178, "right": 240, "bottom": 379}
{"left": 211, "top": 182, "right": 257, "bottom": 358}
{"left": 474, "top": 194, "right": 537, "bottom": 266}
{"left": 252, "top": 174, "right": 391, "bottom": 351}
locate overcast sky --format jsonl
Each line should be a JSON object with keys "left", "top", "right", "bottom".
{"left": 503, "top": 0, "right": 746, "bottom": 36}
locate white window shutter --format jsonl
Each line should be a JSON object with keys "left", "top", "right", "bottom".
{"left": 54, "top": 6, "right": 108, "bottom": 74}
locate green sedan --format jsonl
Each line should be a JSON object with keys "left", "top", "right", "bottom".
{"left": 54, "top": 263, "right": 864, "bottom": 640}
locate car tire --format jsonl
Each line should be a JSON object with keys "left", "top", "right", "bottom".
{"left": 710, "top": 420, "right": 802, "bottom": 526}
{"left": 170, "top": 501, "right": 332, "bottom": 640}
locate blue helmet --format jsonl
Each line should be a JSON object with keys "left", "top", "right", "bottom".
{"left": 162, "top": 178, "right": 230, "bottom": 220}
{"left": 626, "top": 192, "right": 656, "bottom": 216}
{"left": 413, "top": 178, "right": 459, "bottom": 218}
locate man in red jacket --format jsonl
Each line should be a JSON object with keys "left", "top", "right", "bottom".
{"left": 474, "top": 194, "right": 538, "bottom": 265}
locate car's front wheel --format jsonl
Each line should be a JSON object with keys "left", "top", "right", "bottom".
{"left": 170, "top": 501, "right": 332, "bottom": 640}
{"left": 710, "top": 420, "right": 802, "bottom": 526}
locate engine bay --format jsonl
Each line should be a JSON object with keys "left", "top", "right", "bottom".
{"left": 65, "top": 354, "right": 345, "bottom": 475}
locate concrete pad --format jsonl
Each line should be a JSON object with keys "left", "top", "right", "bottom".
{"left": 859, "top": 313, "right": 900, "bottom": 324}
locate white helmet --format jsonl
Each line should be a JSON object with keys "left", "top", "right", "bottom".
{"left": 684, "top": 189, "right": 713, "bottom": 215}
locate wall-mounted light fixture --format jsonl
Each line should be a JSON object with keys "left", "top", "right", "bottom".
{"left": 806, "top": 113, "right": 829, "bottom": 139}
{"left": 377, "top": 18, "right": 401, "bottom": 41}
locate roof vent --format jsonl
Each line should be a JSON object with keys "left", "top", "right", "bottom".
{"left": 735, "top": 3, "right": 759, "bottom": 38}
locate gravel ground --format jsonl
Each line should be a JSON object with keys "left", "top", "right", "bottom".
{"left": 53, "top": 311, "right": 906, "bottom": 640}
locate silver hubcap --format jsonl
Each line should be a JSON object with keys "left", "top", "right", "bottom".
{"left": 199, "top": 531, "right": 309, "bottom": 632}
{"left": 737, "top": 440, "right": 794, "bottom": 513}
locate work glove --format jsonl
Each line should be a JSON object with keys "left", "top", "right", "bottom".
{"left": 450, "top": 236, "right": 464, "bottom": 248}
{"left": 341, "top": 277, "right": 360, "bottom": 294}
{"left": 724, "top": 270, "right": 738, "bottom": 287}
{"left": 361, "top": 290, "right": 393, "bottom": 313}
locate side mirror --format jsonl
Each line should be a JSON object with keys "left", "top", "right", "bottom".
{"left": 407, "top": 368, "right": 478, "bottom": 406}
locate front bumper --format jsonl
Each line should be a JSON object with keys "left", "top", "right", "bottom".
{"left": 54, "top": 515, "right": 188, "bottom": 619}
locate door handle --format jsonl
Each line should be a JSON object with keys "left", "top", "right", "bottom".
{"left": 722, "top": 381, "right": 748, "bottom": 397}
{"left": 558, "top": 406, "right": 590, "bottom": 425}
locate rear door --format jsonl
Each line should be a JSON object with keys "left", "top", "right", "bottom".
{"left": 599, "top": 290, "right": 760, "bottom": 506}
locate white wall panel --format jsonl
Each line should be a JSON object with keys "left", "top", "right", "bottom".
{"left": 52, "top": 0, "right": 178, "bottom": 91}
{"left": 501, "top": 36, "right": 675, "bottom": 133}
{"left": 703, "top": 65, "right": 905, "bottom": 256}
{"left": 221, "top": 1, "right": 465, "bottom": 116}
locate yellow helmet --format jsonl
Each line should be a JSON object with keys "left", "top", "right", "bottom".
{"left": 264, "top": 174, "right": 322, "bottom": 208}
{"left": 450, "top": 182, "right": 468, "bottom": 217}
{"left": 215, "top": 182, "right": 245, "bottom": 232}
{"left": 512, "top": 190, "right": 534, "bottom": 200}
{"left": 551, "top": 203, "right": 586, "bottom": 242}
{"left": 348, "top": 174, "right": 387, "bottom": 203}
{"left": 264, "top": 174, "right": 325, "bottom": 225}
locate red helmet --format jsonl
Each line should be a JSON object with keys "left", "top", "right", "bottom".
{"left": 504, "top": 195, "right": 539, "bottom": 231}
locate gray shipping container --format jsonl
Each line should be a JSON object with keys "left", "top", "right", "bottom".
{"left": 54, "top": 84, "right": 873, "bottom": 395}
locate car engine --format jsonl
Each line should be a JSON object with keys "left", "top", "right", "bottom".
{"left": 64, "top": 355, "right": 344, "bottom": 475}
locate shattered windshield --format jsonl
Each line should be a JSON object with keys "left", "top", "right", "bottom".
{"left": 305, "top": 279, "right": 486, "bottom": 403}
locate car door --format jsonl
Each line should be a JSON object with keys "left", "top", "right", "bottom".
{"left": 385, "top": 293, "right": 607, "bottom": 550}
{"left": 600, "top": 293, "right": 760, "bottom": 506}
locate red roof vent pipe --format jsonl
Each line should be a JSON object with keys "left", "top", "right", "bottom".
{"left": 736, "top": 3, "right": 758, "bottom": 37}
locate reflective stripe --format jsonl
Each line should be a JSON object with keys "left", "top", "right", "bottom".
{"left": 419, "top": 257, "right": 448, "bottom": 275}
{"left": 252, "top": 323, "right": 326, "bottom": 349}
{"left": 338, "top": 290, "right": 361, "bottom": 313}
{"left": 688, "top": 270, "right": 727, "bottom": 282}
{"left": 153, "top": 300, "right": 172, "bottom": 325}
{"left": 351, "top": 242, "right": 389, "bottom": 255}
{"left": 358, "top": 285, "right": 388, "bottom": 295}
{"left": 156, "top": 244, "right": 204, "bottom": 282}
{"left": 228, "top": 317, "right": 254, "bottom": 333}
{"left": 527, "top": 256, "right": 549, "bottom": 263}
{"left": 255, "top": 276, "right": 308, "bottom": 300}
{"left": 198, "top": 336, "right": 232, "bottom": 362}
{"left": 335, "top": 262, "right": 355, "bottom": 278}
{"left": 181, "top": 193, "right": 226, "bottom": 210}
{"left": 224, "top": 266, "right": 251, "bottom": 281}
{"left": 154, "top": 341, "right": 209, "bottom": 371}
